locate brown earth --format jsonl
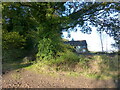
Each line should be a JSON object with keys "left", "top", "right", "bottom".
{"left": 2, "top": 69, "right": 118, "bottom": 88}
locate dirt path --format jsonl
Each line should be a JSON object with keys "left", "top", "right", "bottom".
{"left": 2, "top": 69, "right": 117, "bottom": 88}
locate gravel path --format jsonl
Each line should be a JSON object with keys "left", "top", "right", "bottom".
{"left": 2, "top": 69, "right": 117, "bottom": 88}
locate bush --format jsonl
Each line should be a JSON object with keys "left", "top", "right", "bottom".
{"left": 36, "top": 38, "right": 57, "bottom": 60}
{"left": 29, "top": 29, "right": 65, "bottom": 61}
{"left": 2, "top": 30, "right": 26, "bottom": 50}
{"left": 50, "top": 50, "right": 79, "bottom": 65}
{"left": 59, "top": 50, "right": 79, "bottom": 62}
{"left": 2, "top": 30, "right": 26, "bottom": 62}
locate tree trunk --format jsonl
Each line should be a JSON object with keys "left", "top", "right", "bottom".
{"left": 99, "top": 32, "right": 104, "bottom": 52}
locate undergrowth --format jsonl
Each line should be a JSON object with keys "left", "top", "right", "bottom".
{"left": 26, "top": 52, "right": 119, "bottom": 80}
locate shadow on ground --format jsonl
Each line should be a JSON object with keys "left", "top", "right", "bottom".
{"left": 2, "top": 49, "right": 36, "bottom": 74}
{"left": 2, "top": 59, "right": 33, "bottom": 74}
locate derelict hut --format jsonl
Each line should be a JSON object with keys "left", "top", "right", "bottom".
{"left": 64, "top": 40, "right": 88, "bottom": 53}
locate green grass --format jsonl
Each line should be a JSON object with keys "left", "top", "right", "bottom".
{"left": 3, "top": 52, "right": 119, "bottom": 80}
{"left": 25, "top": 61, "right": 58, "bottom": 77}
{"left": 66, "top": 72, "right": 80, "bottom": 77}
{"left": 28, "top": 54, "right": 119, "bottom": 80}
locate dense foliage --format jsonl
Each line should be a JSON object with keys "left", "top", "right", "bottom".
{"left": 2, "top": 30, "right": 26, "bottom": 50}
{"left": 2, "top": 2, "right": 68, "bottom": 61}
{"left": 2, "top": 2, "right": 119, "bottom": 62}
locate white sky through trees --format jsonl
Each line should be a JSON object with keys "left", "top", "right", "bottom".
{"left": 62, "top": 27, "right": 117, "bottom": 52}
{"left": 61, "top": 1, "right": 119, "bottom": 52}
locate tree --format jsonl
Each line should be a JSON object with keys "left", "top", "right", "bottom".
{"left": 99, "top": 31, "right": 104, "bottom": 52}
{"left": 2, "top": 2, "right": 70, "bottom": 60}
{"left": 58, "top": 2, "right": 120, "bottom": 48}
{"left": 2, "top": 2, "right": 120, "bottom": 61}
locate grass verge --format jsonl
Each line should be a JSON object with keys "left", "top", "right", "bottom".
{"left": 3, "top": 53, "right": 119, "bottom": 80}
{"left": 25, "top": 54, "right": 119, "bottom": 80}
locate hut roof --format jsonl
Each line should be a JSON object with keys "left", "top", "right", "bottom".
{"left": 64, "top": 40, "right": 87, "bottom": 46}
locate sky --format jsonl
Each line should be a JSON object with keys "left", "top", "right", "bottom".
{"left": 62, "top": 27, "right": 117, "bottom": 52}
{"left": 61, "top": 2, "right": 119, "bottom": 52}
